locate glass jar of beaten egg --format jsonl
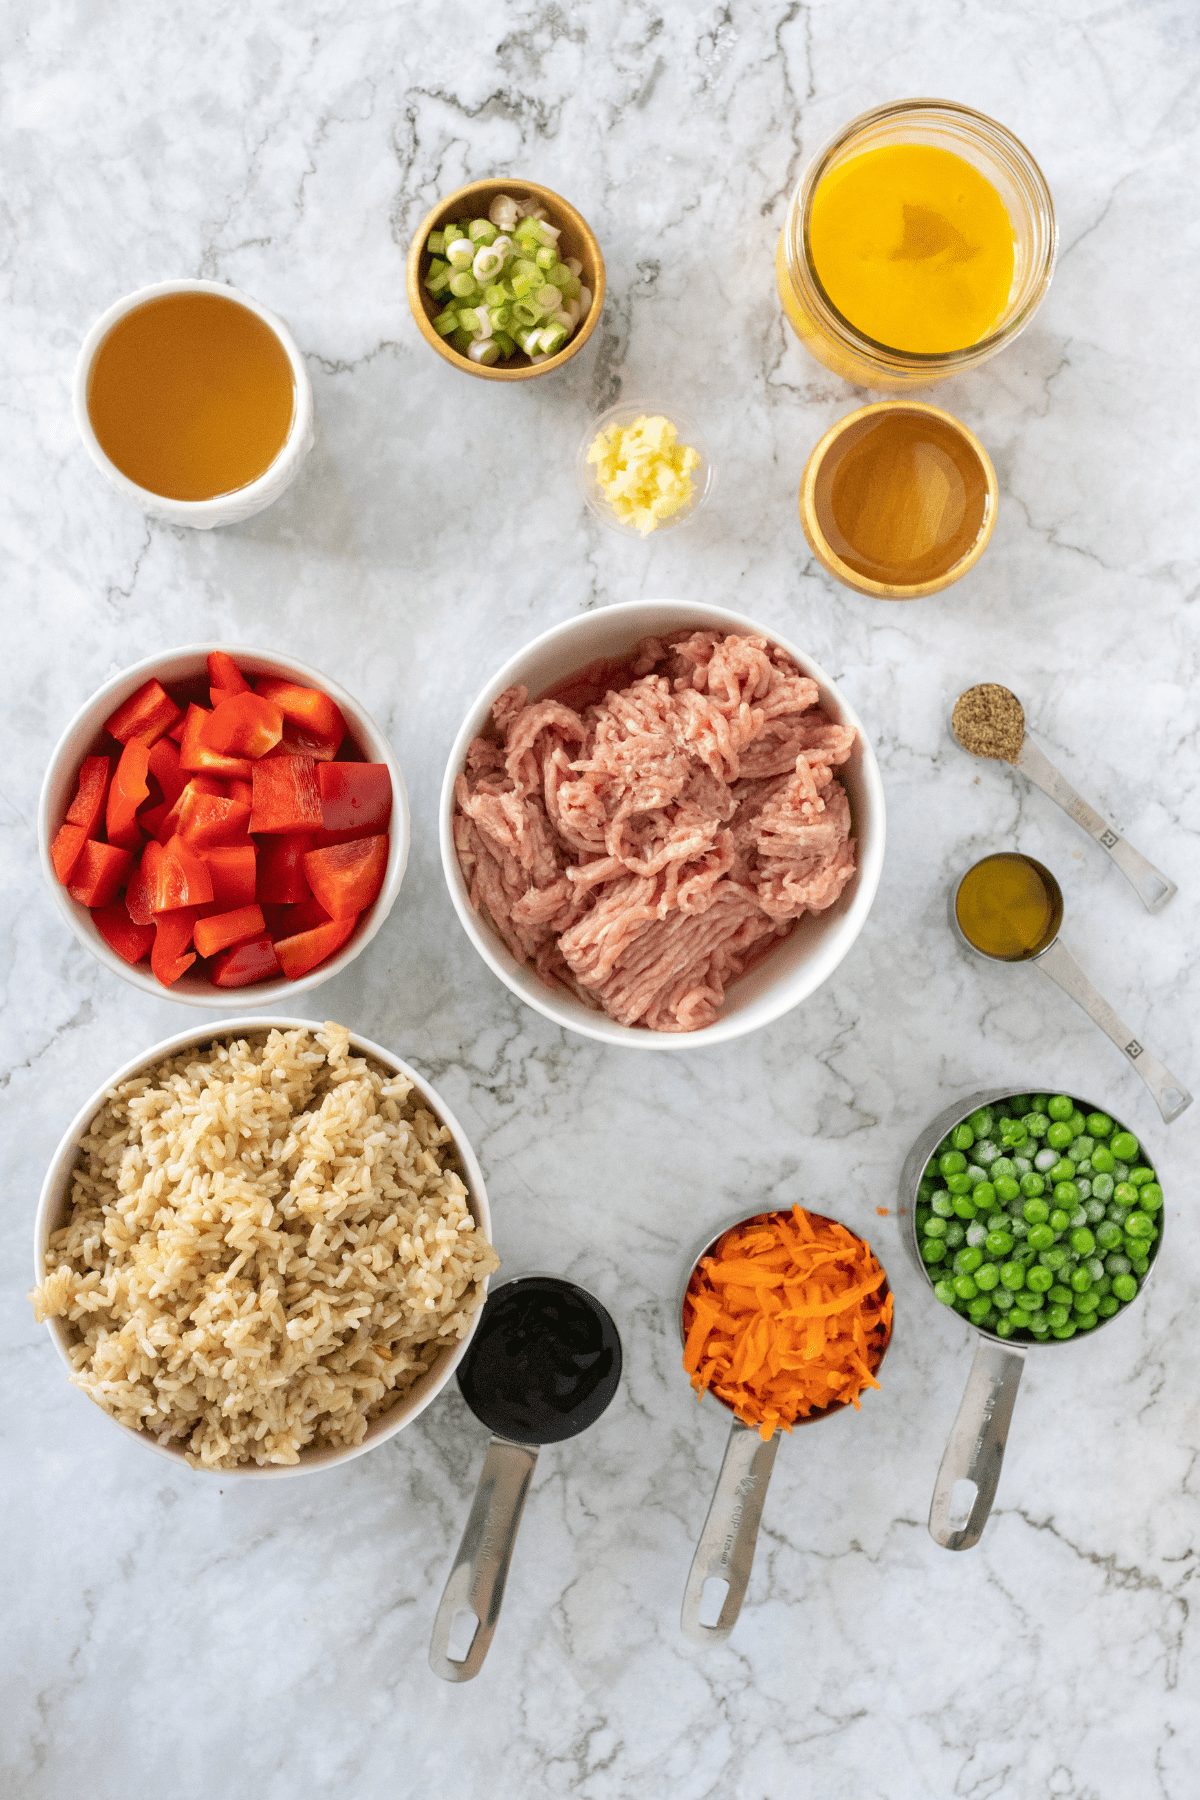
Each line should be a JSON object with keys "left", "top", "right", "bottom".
{"left": 776, "top": 99, "right": 1057, "bottom": 390}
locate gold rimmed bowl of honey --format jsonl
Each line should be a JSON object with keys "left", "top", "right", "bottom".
{"left": 952, "top": 853, "right": 1192, "bottom": 1124}
{"left": 73, "top": 279, "right": 314, "bottom": 529}
{"left": 777, "top": 98, "right": 1057, "bottom": 390}
{"left": 800, "top": 401, "right": 997, "bottom": 599}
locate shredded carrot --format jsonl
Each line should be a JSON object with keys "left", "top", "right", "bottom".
{"left": 682, "top": 1206, "right": 893, "bottom": 1440}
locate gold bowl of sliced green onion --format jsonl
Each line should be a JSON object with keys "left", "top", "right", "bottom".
{"left": 406, "top": 178, "right": 605, "bottom": 381}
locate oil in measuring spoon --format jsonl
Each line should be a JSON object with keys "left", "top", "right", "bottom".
{"left": 813, "top": 409, "right": 990, "bottom": 586}
{"left": 956, "top": 853, "right": 1060, "bottom": 961}
{"left": 87, "top": 292, "right": 295, "bottom": 501}
{"left": 457, "top": 1277, "right": 622, "bottom": 1445}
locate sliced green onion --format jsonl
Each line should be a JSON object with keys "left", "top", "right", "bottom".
{"left": 492, "top": 329, "right": 516, "bottom": 357}
{"left": 516, "top": 326, "right": 543, "bottom": 355}
{"left": 473, "top": 245, "right": 504, "bottom": 281}
{"left": 484, "top": 283, "right": 510, "bottom": 306}
{"left": 489, "top": 194, "right": 519, "bottom": 232}
{"left": 535, "top": 283, "right": 559, "bottom": 312}
{"left": 488, "top": 304, "right": 513, "bottom": 332}
{"left": 539, "top": 322, "right": 568, "bottom": 354}
{"left": 427, "top": 230, "right": 446, "bottom": 255}
{"left": 468, "top": 219, "right": 498, "bottom": 245}
{"left": 445, "top": 237, "right": 474, "bottom": 269}
{"left": 566, "top": 257, "right": 583, "bottom": 278}
{"left": 546, "top": 264, "right": 571, "bottom": 290}
{"left": 433, "top": 307, "right": 459, "bottom": 337}
{"left": 424, "top": 263, "right": 453, "bottom": 296}
{"left": 449, "top": 270, "right": 478, "bottom": 299}
{"left": 512, "top": 300, "right": 542, "bottom": 327}
{"left": 535, "top": 245, "right": 558, "bottom": 271}
{"left": 468, "top": 337, "right": 500, "bottom": 364}
{"left": 510, "top": 273, "right": 534, "bottom": 299}
{"left": 451, "top": 328, "right": 474, "bottom": 354}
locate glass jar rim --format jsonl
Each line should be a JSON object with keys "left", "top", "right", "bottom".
{"left": 789, "top": 97, "right": 1057, "bottom": 370}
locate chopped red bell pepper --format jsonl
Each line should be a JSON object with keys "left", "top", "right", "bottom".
{"left": 227, "top": 777, "right": 253, "bottom": 807}
{"left": 250, "top": 756, "right": 321, "bottom": 833}
{"left": 92, "top": 898, "right": 155, "bottom": 966}
{"left": 198, "top": 692, "right": 283, "bottom": 760}
{"left": 255, "top": 677, "right": 346, "bottom": 756}
{"left": 125, "top": 843, "right": 161, "bottom": 925}
{"left": 105, "top": 740, "right": 151, "bottom": 851}
{"left": 178, "top": 705, "right": 253, "bottom": 779}
{"left": 155, "top": 773, "right": 227, "bottom": 843}
{"left": 193, "top": 904, "right": 267, "bottom": 959}
{"left": 147, "top": 737, "right": 187, "bottom": 808}
{"left": 316, "top": 763, "right": 393, "bottom": 844}
{"left": 151, "top": 906, "right": 199, "bottom": 987}
{"left": 207, "top": 651, "right": 251, "bottom": 705}
{"left": 64, "top": 755, "right": 114, "bottom": 839}
{"left": 105, "top": 679, "right": 183, "bottom": 748}
{"left": 203, "top": 845, "right": 257, "bottom": 910}
{"left": 144, "top": 835, "right": 214, "bottom": 911}
{"left": 166, "top": 715, "right": 186, "bottom": 744}
{"left": 256, "top": 832, "right": 314, "bottom": 904}
{"left": 263, "top": 893, "right": 330, "bottom": 940}
{"left": 51, "top": 822, "right": 90, "bottom": 884}
{"left": 67, "top": 840, "right": 134, "bottom": 908}
{"left": 302, "top": 835, "right": 388, "bottom": 919}
{"left": 175, "top": 784, "right": 252, "bottom": 849}
{"left": 275, "top": 914, "right": 358, "bottom": 981}
{"left": 210, "top": 934, "right": 282, "bottom": 988}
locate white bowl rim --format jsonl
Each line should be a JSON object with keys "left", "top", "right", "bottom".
{"left": 37, "top": 642, "right": 410, "bottom": 1009}
{"left": 439, "top": 597, "right": 886, "bottom": 1049}
{"left": 71, "top": 277, "right": 314, "bottom": 518}
{"left": 33, "top": 1016, "right": 492, "bottom": 1478}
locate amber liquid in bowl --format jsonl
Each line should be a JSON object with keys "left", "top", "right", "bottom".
{"left": 86, "top": 292, "right": 295, "bottom": 501}
{"left": 811, "top": 408, "right": 990, "bottom": 586}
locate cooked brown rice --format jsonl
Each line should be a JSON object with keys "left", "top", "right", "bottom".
{"left": 30, "top": 1022, "right": 499, "bottom": 1470}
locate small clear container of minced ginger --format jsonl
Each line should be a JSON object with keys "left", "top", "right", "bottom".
{"left": 777, "top": 99, "right": 1057, "bottom": 390}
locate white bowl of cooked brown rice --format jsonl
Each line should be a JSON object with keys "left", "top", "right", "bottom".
{"left": 440, "top": 598, "right": 885, "bottom": 1046}
{"left": 31, "top": 1018, "right": 498, "bottom": 1476}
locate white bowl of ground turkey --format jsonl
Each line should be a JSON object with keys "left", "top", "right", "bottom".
{"left": 439, "top": 599, "right": 886, "bottom": 1048}
{"left": 32, "top": 1018, "right": 495, "bottom": 1478}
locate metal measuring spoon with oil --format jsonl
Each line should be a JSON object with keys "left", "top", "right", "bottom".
{"left": 953, "top": 852, "right": 1191, "bottom": 1123}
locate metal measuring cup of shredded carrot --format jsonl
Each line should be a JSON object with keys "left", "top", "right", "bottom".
{"left": 677, "top": 1205, "right": 892, "bottom": 1645}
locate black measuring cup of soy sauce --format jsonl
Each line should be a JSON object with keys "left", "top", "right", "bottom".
{"left": 428, "top": 1275, "right": 623, "bottom": 1682}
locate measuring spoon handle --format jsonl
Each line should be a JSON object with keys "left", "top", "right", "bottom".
{"left": 681, "top": 1417, "right": 780, "bottom": 1645}
{"left": 429, "top": 1436, "right": 538, "bottom": 1682}
{"left": 1035, "top": 937, "right": 1192, "bottom": 1123}
{"left": 1016, "top": 739, "right": 1176, "bottom": 913}
{"left": 929, "top": 1337, "right": 1026, "bottom": 1550}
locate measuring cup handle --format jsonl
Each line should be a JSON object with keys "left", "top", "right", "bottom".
{"left": 929, "top": 1338, "right": 1027, "bottom": 1551}
{"left": 1016, "top": 740, "right": 1176, "bottom": 913}
{"left": 429, "top": 1436, "right": 538, "bottom": 1682}
{"left": 1035, "top": 938, "right": 1193, "bottom": 1123}
{"left": 681, "top": 1417, "right": 780, "bottom": 1645}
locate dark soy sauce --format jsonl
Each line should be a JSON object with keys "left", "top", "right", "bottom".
{"left": 457, "top": 1276, "right": 622, "bottom": 1445}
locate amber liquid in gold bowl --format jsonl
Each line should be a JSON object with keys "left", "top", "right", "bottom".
{"left": 86, "top": 291, "right": 295, "bottom": 501}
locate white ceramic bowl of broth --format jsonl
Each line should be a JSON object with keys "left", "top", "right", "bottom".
{"left": 439, "top": 598, "right": 885, "bottom": 1048}
{"left": 38, "top": 643, "right": 410, "bottom": 1008}
{"left": 33, "top": 1018, "right": 493, "bottom": 1479}
{"left": 73, "top": 278, "right": 314, "bottom": 529}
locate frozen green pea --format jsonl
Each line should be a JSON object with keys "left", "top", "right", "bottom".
{"left": 921, "top": 1239, "right": 947, "bottom": 1263}
{"left": 1047, "top": 1095, "right": 1073, "bottom": 1121}
{"left": 1049, "top": 1160, "right": 1076, "bottom": 1185}
{"left": 1128, "top": 1166, "right": 1155, "bottom": 1188}
{"left": 975, "top": 1263, "right": 1000, "bottom": 1291}
{"left": 972, "top": 1181, "right": 996, "bottom": 1209}
{"left": 1070, "top": 1267, "right": 1093, "bottom": 1293}
{"left": 1048, "top": 1209, "right": 1070, "bottom": 1233}
{"left": 1087, "top": 1112, "right": 1112, "bottom": 1137}
{"left": 1091, "top": 1173, "right": 1114, "bottom": 1201}
{"left": 1047, "top": 1122, "right": 1073, "bottom": 1150}
{"left": 1021, "top": 1112, "right": 1050, "bottom": 1139}
{"left": 992, "top": 1288, "right": 1015, "bottom": 1312}
{"left": 1047, "top": 1284, "right": 1074, "bottom": 1306}
{"left": 1105, "top": 1253, "right": 1131, "bottom": 1277}
{"left": 924, "top": 1218, "right": 948, "bottom": 1238}
{"left": 966, "top": 1222, "right": 989, "bottom": 1249}
{"left": 1096, "top": 1295, "right": 1119, "bottom": 1317}
{"left": 1000, "top": 1262, "right": 1026, "bottom": 1290}
{"left": 968, "top": 1107, "right": 995, "bottom": 1136}
{"left": 934, "top": 1280, "right": 957, "bottom": 1306}
{"left": 1111, "top": 1273, "right": 1138, "bottom": 1302}
{"left": 1139, "top": 1183, "right": 1163, "bottom": 1212}
{"left": 1090, "top": 1145, "right": 1115, "bottom": 1174}
{"left": 974, "top": 1140, "right": 1001, "bottom": 1166}
{"left": 1025, "top": 1267, "right": 1053, "bottom": 1294}
{"left": 996, "top": 1177, "right": 1021, "bottom": 1201}
{"left": 1113, "top": 1182, "right": 1137, "bottom": 1206}
{"left": 947, "top": 1173, "right": 974, "bottom": 1195}
{"left": 939, "top": 1150, "right": 967, "bottom": 1176}
{"left": 954, "top": 1275, "right": 979, "bottom": 1300}
{"left": 951, "top": 1123, "right": 975, "bottom": 1151}
{"left": 1111, "top": 1131, "right": 1139, "bottom": 1162}
{"left": 943, "top": 1222, "right": 966, "bottom": 1247}
{"left": 1069, "top": 1135, "right": 1095, "bottom": 1161}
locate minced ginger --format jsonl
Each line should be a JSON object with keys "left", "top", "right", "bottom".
{"left": 587, "top": 413, "right": 700, "bottom": 535}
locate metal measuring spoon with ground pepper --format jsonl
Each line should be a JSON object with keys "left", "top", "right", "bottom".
{"left": 951, "top": 683, "right": 1177, "bottom": 913}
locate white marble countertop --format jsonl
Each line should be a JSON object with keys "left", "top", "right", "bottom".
{"left": 4, "top": 3, "right": 1199, "bottom": 1795}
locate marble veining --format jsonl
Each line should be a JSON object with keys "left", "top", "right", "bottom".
{"left": 3, "top": 2, "right": 1199, "bottom": 1796}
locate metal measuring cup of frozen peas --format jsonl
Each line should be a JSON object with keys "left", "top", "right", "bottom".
{"left": 899, "top": 1089, "right": 1166, "bottom": 1550}
{"left": 428, "top": 1274, "right": 622, "bottom": 1682}
{"left": 952, "top": 853, "right": 1191, "bottom": 1123}
{"left": 677, "top": 1207, "right": 892, "bottom": 1646}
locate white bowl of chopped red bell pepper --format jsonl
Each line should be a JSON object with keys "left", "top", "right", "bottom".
{"left": 38, "top": 645, "right": 409, "bottom": 1006}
